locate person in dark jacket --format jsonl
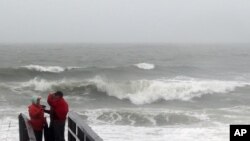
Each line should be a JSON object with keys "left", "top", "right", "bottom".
{"left": 28, "top": 96, "right": 46, "bottom": 141}
{"left": 47, "top": 91, "right": 69, "bottom": 141}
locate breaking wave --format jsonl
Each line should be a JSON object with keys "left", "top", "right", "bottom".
{"left": 11, "top": 76, "right": 250, "bottom": 105}
{"left": 134, "top": 63, "right": 155, "bottom": 70}
{"left": 90, "top": 76, "right": 249, "bottom": 104}
{"left": 12, "top": 77, "right": 86, "bottom": 92}
{"left": 0, "top": 65, "right": 85, "bottom": 80}
{"left": 21, "top": 65, "right": 67, "bottom": 73}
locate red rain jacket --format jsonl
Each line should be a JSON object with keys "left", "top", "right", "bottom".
{"left": 47, "top": 94, "right": 69, "bottom": 121}
{"left": 28, "top": 104, "right": 45, "bottom": 131}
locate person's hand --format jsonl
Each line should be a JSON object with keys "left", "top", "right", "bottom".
{"left": 41, "top": 105, "right": 46, "bottom": 109}
{"left": 49, "top": 92, "right": 56, "bottom": 98}
{"left": 48, "top": 92, "right": 54, "bottom": 95}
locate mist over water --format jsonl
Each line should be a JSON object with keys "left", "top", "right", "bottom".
{"left": 1, "top": 44, "right": 250, "bottom": 141}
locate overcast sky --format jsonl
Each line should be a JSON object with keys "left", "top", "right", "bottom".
{"left": 0, "top": 0, "right": 250, "bottom": 43}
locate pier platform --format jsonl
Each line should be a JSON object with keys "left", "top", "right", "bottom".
{"left": 18, "top": 111, "right": 103, "bottom": 141}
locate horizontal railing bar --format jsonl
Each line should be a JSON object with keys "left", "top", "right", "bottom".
{"left": 68, "top": 111, "right": 103, "bottom": 141}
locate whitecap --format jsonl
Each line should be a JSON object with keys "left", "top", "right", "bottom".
{"left": 134, "top": 63, "right": 155, "bottom": 70}
{"left": 22, "top": 65, "right": 65, "bottom": 73}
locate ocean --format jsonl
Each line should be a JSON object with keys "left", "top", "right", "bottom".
{"left": 0, "top": 43, "right": 250, "bottom": 141}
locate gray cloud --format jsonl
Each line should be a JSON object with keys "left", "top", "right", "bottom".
{"left": 0, "top": 0, "right": 250, "bottom": 43}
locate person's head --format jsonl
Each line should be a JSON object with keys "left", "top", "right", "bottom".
{"left": 54, "top": 91, "right": 63, "bottom": 99}
{"left": 31, "top": 96, "right": 41, "bottom": 105}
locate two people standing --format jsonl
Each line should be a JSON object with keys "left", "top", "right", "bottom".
{"left": 28, "top": 91, "right": 69, "bottom": 141}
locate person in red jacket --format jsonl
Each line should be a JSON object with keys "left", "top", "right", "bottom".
{"left": 47, "top": 91, "right": 69, "bottom": 141}
{"left": 28, "top": 96, "right": 45, "bottom": 141}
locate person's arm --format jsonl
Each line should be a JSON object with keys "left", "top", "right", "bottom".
{"left": 41, "top": 104, "right": 50, "bottom": 114}
{"left": 47, "top": 93, "right": 56, "bottom": 107}
{"left": 44, "top": 109, "right": 51, "bottom": 114}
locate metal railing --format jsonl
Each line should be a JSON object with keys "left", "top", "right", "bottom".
{"left": 19, "top": 111, "right": 103, "bottom": 141}
{"left": 18, "top": 113, "right": 36, "bottom": 141}
{"left": 68, "top": 111, "right": 103, "bottom": 141}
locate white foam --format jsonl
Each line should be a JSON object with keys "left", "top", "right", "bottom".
{"left": 0, "top": 117, "right": 19, "bottom": 141}
{"left": 92, "top": 125, "right": 228, "bottom": 141}
{"left": 22, "top": 64, "right": 65, "bottom": 73}
{"left": 12, "top": 77, "right": 84, "bottom": 92}
{"left": 79, "top": 108, "right": 210, "bottom": 126}
{"left": 13, "top": 77, "right": 56, "bottom": 91}
{"left": 134, "top": 63, "right": 155, "bottom": 70}
{"left": 89, "top": 76, "right": 249, "bottom": 105}
{"left": 219, "top": 106, "right": 250, "bottom": 114}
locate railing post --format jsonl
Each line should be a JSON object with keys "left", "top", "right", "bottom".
{"left": 68, "top": 117, "right": 77, "bottom": 141}
{"left": 19, "top": 114, "right": 27, "bottom": 141}
{"left": 18, "top": 113, "right": 37, "bottom": 141}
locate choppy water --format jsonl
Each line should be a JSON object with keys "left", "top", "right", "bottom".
{"left": 1, "top": 44, "right": 250, "bottom": 141}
